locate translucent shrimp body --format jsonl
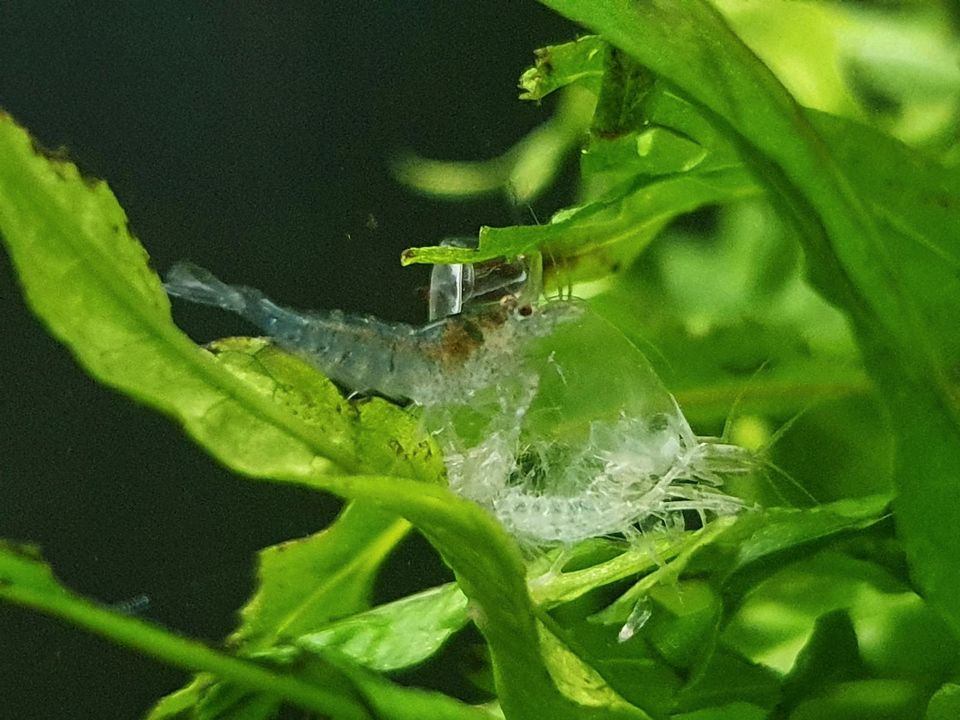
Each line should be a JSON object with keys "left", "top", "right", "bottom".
{"left": 165, "top": 261, "right": 746, "bottom": 545}
{"left": 164, "top": 262, "right": 543, "bottom": 402}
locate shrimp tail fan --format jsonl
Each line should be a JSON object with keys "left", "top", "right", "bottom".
{"left": 164, "top": 261, "right": 247, "bottom": 314}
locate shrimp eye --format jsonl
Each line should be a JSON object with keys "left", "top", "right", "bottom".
{"left": 518, "top": 304, "right": 533, "bottom": 317}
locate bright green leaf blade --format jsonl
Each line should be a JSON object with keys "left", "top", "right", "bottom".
{"left": 537, "top": 0, "right": 960, "bottom": 638}
{"left": 145, "top": 675, "right": 233, "bottom": 720}
{"left": 204, "top": 337, "right": 443, "bottom": 484}
{"left": 232, "top": 503, "right": 411, "bottom": 651}
{"left": 296, "top": 583, "right": 469, "bottom": 672}
{"left": 0, "top": 542, "right": 369, "bottom": 720}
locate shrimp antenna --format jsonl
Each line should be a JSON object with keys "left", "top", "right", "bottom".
{"left": 526, "top": 203, "right": 541, "bottom": 226}
{"left": 720, "top": 360, "right": 770, "bottom": 443}
{"left": 763, "top": 456, "right": 819, "bottom": 506}
{"left": 718, "top": 362, "right": 821, "bottom": 506}
{"left": 756, "top": 401, "right": 822, "bottom": 506}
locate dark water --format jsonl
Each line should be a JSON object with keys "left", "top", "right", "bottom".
{"left": 0, "top": 3, "right": 576, "bottom": 718}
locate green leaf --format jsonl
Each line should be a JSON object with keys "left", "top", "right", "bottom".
{"left": 534, "top": 621, "right": 653, "bottom": 719}
{"left": 537, "top": 0, "right": 960, "bottom": 639}
{"left": 780, "top": 610, "right": 867, "bottom": 710}
{"left": 675, "top": 649, "right": 781, "bottom": 714}
{"left": 296, "top": 583, "right": 469, "bottom": 672}
{"left": 671, "top": 703, "right": 768, "bottom": 720}
{"left": 232, "top": 503, "right": 411, "bottom": 651}
{"left": 789, "top": 679, "right": 927, "bottom": 720}
{"left": 926, "top": 683, "right": 960, "bottom": 720}
{"left": 402, "top": 166, "right": 759, "bottom": 287}
{"left": 0, "top": 542, "right": 369, "bottom": 720}
{"left": 722, "top": 549, "right": 959, "bottom": 681}
{"left": 646, "top": 580, "right": 721, "bottom": 671}
{"left": 518, "top": 35, "right": 606, "bottom": 101}
{"left": 595, "top": 495, "right": 888, "bottom": 625}
{"left": 326, "top": 655, "right": 501, "bottom": 720}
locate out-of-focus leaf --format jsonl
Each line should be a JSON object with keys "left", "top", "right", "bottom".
{"left": 789, "top": 679, "right": 927, "bottom": 720}
{"left": 394, "top": 33, "right": 602, "bottom": 205}
{"left": 723, "top": 550, "right": 959, "bottom": 681}
{"left": 296, "top": 583, "right": 469, "bottom": 672}
{"left": 715, "top": 0, "right": 960, "bottom": 146}
{"left": 926, "top": 683, "right": 960, "bottom": 720}
{"left": 391, "top": 86, "right": 593, "bottom": 204}
{"left": 781, "top": 610, "right": 866, "bottom": 709}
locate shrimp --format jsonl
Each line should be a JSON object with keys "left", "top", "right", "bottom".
{"left": 164, "top": 261, "right": 566, "bottom": 403}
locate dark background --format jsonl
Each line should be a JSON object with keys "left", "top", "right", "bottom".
{"left": 0, "top": 4, "right": 577, "bottom": 718}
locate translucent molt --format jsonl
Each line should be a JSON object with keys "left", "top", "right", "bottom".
{"left": 420, "top": 300, "right": 745, "bottom": 545}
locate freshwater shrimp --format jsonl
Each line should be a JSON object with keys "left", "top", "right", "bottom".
{"left": 164, "top": 259, "right": 569, "bottom": 404}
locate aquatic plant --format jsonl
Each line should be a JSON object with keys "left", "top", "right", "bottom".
{"left": 2, "top": 2, "right": 960, "bottom": 719}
